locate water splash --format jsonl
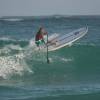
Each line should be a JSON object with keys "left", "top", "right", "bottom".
{"left": 0, "top": 44, "right": 33, "bottom": 79}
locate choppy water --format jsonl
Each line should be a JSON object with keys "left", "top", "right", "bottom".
{"left": 0, "top": 16, "right": 100, "bottom": 100}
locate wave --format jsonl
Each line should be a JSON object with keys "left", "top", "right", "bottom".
{"left": 0, "top": 43, "right": 33, "bottom": 79}
{"left": 74, "top": 42, "right": 100, "bottom": 47}
{"left": 0, "top": 36, "right": 28, "bottom": 42}
{"left": 0, "top": 39, "right": 99, "bottom": 100}
{"left": 0, "top": 37, "right": 29, "bottom": 48}
{"left": 0, "top": 84, "right": 100, "bottom": 99}
{"left": 0, "top": 53, "right": 33, "bottom": 79}
{"left": 0, "top": 37, "right": 15, "bottom": 41}
{"left": 0, "top": 18, "right": 23, "bottom": 22}
{"left": 0, "top": 35, "right": 99, "bottom": 79}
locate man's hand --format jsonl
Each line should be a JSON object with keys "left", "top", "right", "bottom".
{"left": 43, "top": 32, "right": 47, "bottom": 35}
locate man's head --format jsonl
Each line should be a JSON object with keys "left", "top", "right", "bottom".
{"left": 39, "top": 26, "right": 44, "bottom": 30}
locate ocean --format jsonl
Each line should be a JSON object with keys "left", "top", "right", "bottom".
{"left": 0, "top": 16, "right": 100, "bottom": 100}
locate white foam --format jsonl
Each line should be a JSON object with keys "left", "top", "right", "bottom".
{"left": 2, "top": 18, "right": 23, "bottom": 21}
{"left": 0, "top": 54, "right": 33, "bottom": 79}
{"left": 6, "top": 44, "right": 23, "bottom": 50}
{"left": 48, "top": 33, "right": 60, "bottom": 41}
{"left": 51, "top": 55, "right": 73, "bottom": 63}
{"left": 0, "top": 45, "right": 33, "bottom": 79}
{"left": 0, "top": 44, "right": 23, "bottom": 56}
{"left": 0, "top": 47, "right": 11, "bottom": 55}
{"left": 0, "top": 37, "right": 15, "bottom": 41}
{"left": 61, "top": 57, "right": 73, "bottom": 62}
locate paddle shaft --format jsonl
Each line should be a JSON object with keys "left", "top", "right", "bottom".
{"left": 47, "top": 33, "right": 50, "bottom": 63}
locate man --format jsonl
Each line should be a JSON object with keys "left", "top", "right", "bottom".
{"left": 35, "top": 27, "right": 47, "bottom": 47}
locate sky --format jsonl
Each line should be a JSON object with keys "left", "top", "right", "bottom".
{"left": 0, "top": 0, "right": 100, "bottom": 16}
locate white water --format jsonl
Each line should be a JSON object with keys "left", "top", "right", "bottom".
{"left": 0, "top": 44, "right": 33, "bottom": 79}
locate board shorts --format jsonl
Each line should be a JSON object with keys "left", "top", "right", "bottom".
{"left": 35, "top": 39, "right": 45, "bottom": 46}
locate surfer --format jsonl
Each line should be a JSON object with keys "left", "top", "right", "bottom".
{"left": 35, "top": 27, "right": 47, "bottom": 48}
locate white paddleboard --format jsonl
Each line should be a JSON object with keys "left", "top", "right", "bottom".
{"left": 46, "top": 27, "right": 88, "bottom": 51}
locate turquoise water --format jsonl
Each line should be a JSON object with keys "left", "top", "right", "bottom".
{"left": 0, "top": 16, "right": 100, "bottom": 100}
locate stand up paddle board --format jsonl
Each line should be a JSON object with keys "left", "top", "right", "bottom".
{"left": 46, "top": 27, "right": 88, "bottom": 51}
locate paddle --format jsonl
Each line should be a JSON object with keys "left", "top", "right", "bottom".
{"left": 47, "top": 33, "right": 50, "bottom": 64}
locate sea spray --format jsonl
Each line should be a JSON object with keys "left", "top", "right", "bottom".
{"left": 0, "top": 45, "right": 33, "bottom": 79}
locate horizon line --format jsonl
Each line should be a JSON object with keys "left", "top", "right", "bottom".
{"left": 1, "top": 14, "right": 100, "bottom": 17}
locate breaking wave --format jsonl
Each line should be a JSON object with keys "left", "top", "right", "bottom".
{"left": 0, "top": 34, "right": 99, "bottom": 79}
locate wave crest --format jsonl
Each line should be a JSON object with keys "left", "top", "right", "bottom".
{"left": 0, "top": 44, "right": 33, "bottom": 79}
